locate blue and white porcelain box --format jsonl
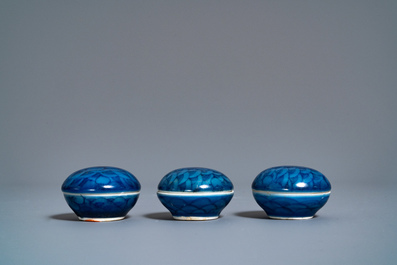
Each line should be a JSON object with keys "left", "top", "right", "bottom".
{"left": 62, "top": 166, "right": 141, "bottom": 222}
{"left": 157, "top": 167, "right": 234, "bottom": 221}
{"left": 252, "top": 166, "right": 331, "bottom": 220}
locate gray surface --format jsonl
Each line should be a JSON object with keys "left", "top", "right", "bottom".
{"left": 1, "top": 183, "right": 397, "bottom": 264}
{"left": 1, "top": 1, "right": 396, "bottom": 264}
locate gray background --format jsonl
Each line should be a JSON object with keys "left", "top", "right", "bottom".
{"left": 1, "top": 1, "right": 396, "bottom": 264}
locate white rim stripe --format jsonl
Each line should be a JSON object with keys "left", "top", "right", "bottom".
{"left": 173, "top": 216, "right": 219, "bottom": 221}
{"left": 252, "top": 189, "right": 331, "bottom": 196}
{"left": 268, "top": 216, "right": 314, "bottom": 220}
{"left": 78, "top": 216, "right": 125, "bottom": 222}
{"left": 63, "top": 191, "right": 140, "bottom": 196}
{"left": 157, "top": 190, "right": 234, "bottom": 196}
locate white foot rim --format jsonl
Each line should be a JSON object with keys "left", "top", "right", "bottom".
{"left": 268, "top": 216, "right": 314, "bottom": 220}
{"left": 78, "top": 216, "right": 125, "bottom": 222}
{"left": 173, "top": 216, "right": 219, "bottom": 221}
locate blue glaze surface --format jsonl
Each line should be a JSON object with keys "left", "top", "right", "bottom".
{"left": 158, "top": 167, "right": 233, "bottom": 192}
{"left": 252, "top": 166, "right": 331, "bottom": 192}
{"left": 64, "top": 193, "right": 139, "bottom": 219}
{"left": 252, "top": 192, "right": 330, "bottom": 219}
{"left": 157, "top": 193, "right": 233, "bottom": 218}
{"left": 62, "top": 166, "right": 141, "bottom": 194}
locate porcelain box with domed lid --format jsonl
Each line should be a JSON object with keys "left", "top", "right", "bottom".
{"left": 252, "top": 166, "right": 331, "bottom": 220}
{"left": 157, "top": 167, "right": 234, "bottom": 221}
{"left": 61, "top": 166, "right": 141, "bottom": 222}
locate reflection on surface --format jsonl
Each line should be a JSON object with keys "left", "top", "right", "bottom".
{"left": 296, "top": 182, "right": 308, "bottom": 188}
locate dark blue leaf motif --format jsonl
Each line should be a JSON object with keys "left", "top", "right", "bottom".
{"left": 197, "top": 175, "right": 203, "bottom": 186}
{"left": 304, "top": 172, "right": 313, "bottom": 183}
{"left": 277, "top": 168, "right": 288, "bottom": 178}
{"left": 185, "top": 179, "right": 192, "bottom": 191}
{"left": 288, "top": 168, "right": 300, "bottom": 178}
{"left": 281, "top": 176, "right": 288, "bottom": 187}
{"left": 179, "top": 172, "right": 190, "bottom": 185}
{"left": 189, "top": 170, "right": 201, "bottom": 179}
{"left": 178, "top": 169, "right": 189, "bottom": 175}
{"left": 262, "top": 176, "right": 272, "bottom": 187}
{"left": 168, "top": 172, "right": 178, "bottom": 185}
{"left": 211, "top": 178, "right": 223, "bottom": 190}
{"left": 171, "top": 178, "right": 179, "bottom": 190}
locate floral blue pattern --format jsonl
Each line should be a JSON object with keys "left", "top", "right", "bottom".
{"left": 62, "top": 166, "right": 141, "bottom": 193}
{"left": 62, "top": 166, "right": 141, "bottom": 221}
{"left": 158, "top": 167, "right": 233, "bottom": 192}
{"left": 157, "top": 193, "right": 233, "bottom": 219}
{"left": 64, "top": 194, "right": 140, "bottom": 219}
{"left": 252, "top": 193, "right": 330, "bottom": 219}
{"left": 252, "top": 166, "right": 331, "bottom": 219}
{"left": 252, "top": 166, "right": 331, "bottom": 192}
{"left": 157, "top": 167, "right": 234, "bottom": 220}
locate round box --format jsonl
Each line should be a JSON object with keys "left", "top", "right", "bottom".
{"left": 157, "top": 167, "right": 234, "bottom": 221}
{"left": 61, "top": 166, "right": 141, "bottom": 222}
{"left": 252, "top": 166, "right": 331, "bottom": 220}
